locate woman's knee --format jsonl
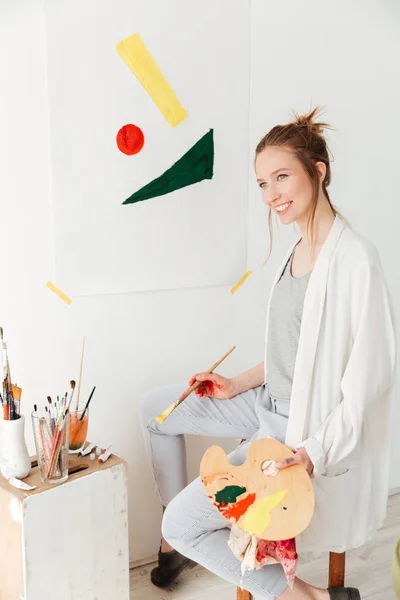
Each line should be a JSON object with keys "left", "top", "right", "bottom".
{"left": 139, "top": 386, "right": 165, "bottom": 429}
{"left": 162, "top": 478, "right": 226, "bottom": 551}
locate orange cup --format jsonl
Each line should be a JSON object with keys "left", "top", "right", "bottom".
{"left": 69, "top": 408, "right": 89, "bottom": 453}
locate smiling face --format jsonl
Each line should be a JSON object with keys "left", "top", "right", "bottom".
{"left": 255, "top": 146, "right": 321, "bottom": 225}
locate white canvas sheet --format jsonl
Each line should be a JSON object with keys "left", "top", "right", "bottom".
{"left": 45, "top": 0, "right": 250, "bottom": 295}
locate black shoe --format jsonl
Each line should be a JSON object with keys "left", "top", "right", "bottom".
{"left": 328, "top": 587, "right": 361, "bottom": 600}
{"left": 150, "top": 547, "right": 196, "bottom": 588}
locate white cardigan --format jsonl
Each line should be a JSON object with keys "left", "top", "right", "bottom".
{"left": 264, "top": 215, "right": 397, "bottom": 552}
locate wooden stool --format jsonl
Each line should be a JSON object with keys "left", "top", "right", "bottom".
{"left": 236, "top": 551, "right": 346, "bottom": 599}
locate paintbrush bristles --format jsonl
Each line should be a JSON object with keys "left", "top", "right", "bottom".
{"left": 156, "top": 401, "right": 179, "bottom": 424}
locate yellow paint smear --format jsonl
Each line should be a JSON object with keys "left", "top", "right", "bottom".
{"left": 46, "top": 281, "right": 72, "bottom": 305}
{"left": 116, "top": 33, "right": 187, "bottom": 127}
{"left": 241, "top": 489, "right": 288, "bottom": 536}
{"left": 230, "top": 270, "right": 252, "bottom": 294}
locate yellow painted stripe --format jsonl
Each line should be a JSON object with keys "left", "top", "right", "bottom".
{"left": 46, "top": 281, "right": 72, "bottom": 305}
{"left": 116, "top": 33, "right": 187, "bottom": 127}
{"left": 230, "top": 270, "right": 252, "bottom": 295}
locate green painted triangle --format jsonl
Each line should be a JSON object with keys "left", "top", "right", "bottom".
{"left": 123, "top": 129, "right": 214, "bottom": 205}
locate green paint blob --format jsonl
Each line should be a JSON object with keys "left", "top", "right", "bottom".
{"left": 123, "top": 129, "right": 214, "bottom": 205}
{"left": 215, "top": 485, "right": 247, "bottom": 504}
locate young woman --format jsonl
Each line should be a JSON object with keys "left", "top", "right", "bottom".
{"left": 140, "top": 108, "right": 396, "bottom": 600}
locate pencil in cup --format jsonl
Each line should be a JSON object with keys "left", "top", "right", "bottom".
{"left": 38, "top": 416, "right": 53, "bottom": 470}
{"left": 156, "top": 346, "right": 236, "bottom": 424}
{"left": 46, "top": 410, "right": 70, "bottom": 480}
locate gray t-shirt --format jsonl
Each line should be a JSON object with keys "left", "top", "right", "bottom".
{"left": 266, "top": 249, "right": 312, "bottom": 400}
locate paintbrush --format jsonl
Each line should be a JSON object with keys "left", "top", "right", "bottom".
{"left": 2, "top": 340, "right": 14, "bottom": 419}
{"left": 46, "top": 408, "right": 70, "bottom": 479}
{"left": 0, "top": 328, "right": 10, "bottom": 419}
{"left": 47, "top": 396, "right": 55, "bottom": 433}
{"left": 156, "top": 346, "right": 236, "bottom": 424}
{"left": 69, "top": 380, "right": 76, "bottom": 410}
{"left": 80, "top": 385, "right": 96, "bottom": 421}
{"left": 75, "top": 337, "right": 85, "bottom": 412}
{"left": 47, "top": 382, "right": 74, "bottom": 457}
{"left": 11, "top": 385, "right": 22, "bottom": 417}
{"left": 46, "top": 381, "right": 76, "bottom": 479}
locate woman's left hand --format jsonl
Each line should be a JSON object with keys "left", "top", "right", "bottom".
{"left": 276, "top": 448, "right": 314, "bottom": 476}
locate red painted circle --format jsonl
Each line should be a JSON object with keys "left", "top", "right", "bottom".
{"left": 116, "top": 124, "right": 145, "bottom": 155}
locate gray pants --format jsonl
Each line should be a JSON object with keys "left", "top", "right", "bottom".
{"left": 140, "top": 383, "right": 290, "bottom": 599}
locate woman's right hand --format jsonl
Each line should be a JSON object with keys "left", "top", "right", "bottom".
{"left": 188, "top": 372, "right": 237, "bottom": 400}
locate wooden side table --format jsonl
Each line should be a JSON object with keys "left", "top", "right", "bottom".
{"left": 0, "top": 450, "right": 130, "bottom": 600}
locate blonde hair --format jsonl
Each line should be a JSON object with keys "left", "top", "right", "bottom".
{"left": 255, "top": 106, "right": 348, "bottom": 264}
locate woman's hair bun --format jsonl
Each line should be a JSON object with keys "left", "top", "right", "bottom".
{"left": 291, "top": 106, "right": 332, "bottom": 137}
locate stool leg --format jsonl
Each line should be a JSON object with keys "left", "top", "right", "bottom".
{"left": 328, "top": 551, "right": 345, "bottom": 587}
{"left": 237, "top": 588, "right": 252, "bottom": 600}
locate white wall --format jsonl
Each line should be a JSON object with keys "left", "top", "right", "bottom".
{"left": 0, "top": 0, "right": 399, "bottom": 565}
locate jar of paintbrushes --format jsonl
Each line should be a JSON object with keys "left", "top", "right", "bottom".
{"left": 30, "top": 381, "right": 97, "bottom": 483}
{"left": 0, "top": 328, "right": 31, "bottom": 480}
{"left": 32, "top": 403, "right": 70, "bottom": 485}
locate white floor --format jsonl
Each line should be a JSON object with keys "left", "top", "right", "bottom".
{"left": 131, "top": 493, "right": 400, "bottom": 600}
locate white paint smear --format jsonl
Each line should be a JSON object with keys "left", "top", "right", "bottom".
{"left": 8, "top": 497, "right": 22, "bottom": 522}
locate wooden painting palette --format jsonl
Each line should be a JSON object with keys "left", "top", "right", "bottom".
{"left": 200, "top": 438, "right": 315, "bottom": 540}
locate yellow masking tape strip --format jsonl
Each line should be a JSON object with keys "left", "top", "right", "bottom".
{"left": 116, "top": 33, "right": 187, "bottom": 127}
{"left": 230, "top": 270, "right": 252, "bottom": 295}
{"left": 46, "top": 281, "right": 72, "bottom": 305}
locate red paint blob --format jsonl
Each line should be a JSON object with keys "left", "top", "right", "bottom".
{"left": 221, "top": 493, "right": 257, "bottom": 521}
{"left": 256, "top": 537, "right": 297, "bottom": 562}
{"left": 195, "top": 381, "right": 222, "bottom": 398}
{"left": 116, "top": 124, "right": 145, "bottom": 155}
